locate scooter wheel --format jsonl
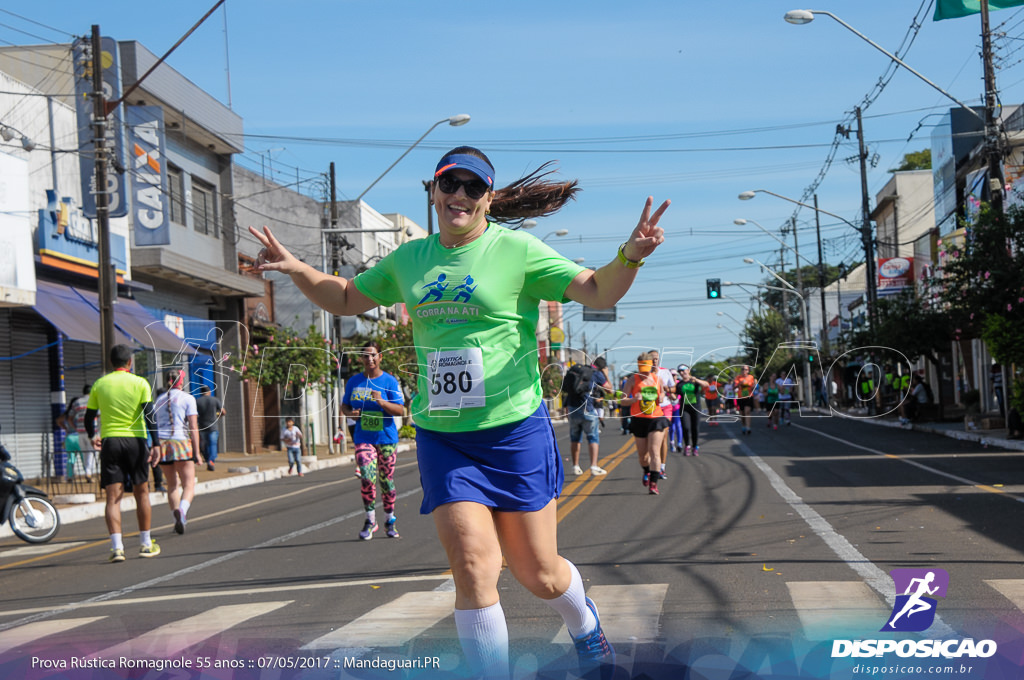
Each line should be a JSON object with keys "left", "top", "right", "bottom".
{"left": 9, "top": 496, "right": 60, "bottom": 543}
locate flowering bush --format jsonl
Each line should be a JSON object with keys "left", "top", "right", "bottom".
{"left": 232, "top": 325, "right": 338, "bottom": 399}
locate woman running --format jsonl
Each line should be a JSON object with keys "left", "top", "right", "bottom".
{"left": 153, "top": 370, "right": 202, "bottom": 535}
{"left": 251, "top": 146, "right": 669, "bottom": 679}
{"left": 342, "top": 340, "right": 406, "bottom": 540}
{"left": 620, "top": 353, "right": 670, "bottom": 495}
{"left": 675, "top": 365, "right": 709, "bottom": 455}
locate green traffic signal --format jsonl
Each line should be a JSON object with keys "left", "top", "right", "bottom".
{"left": 706, "top": 278, "right": 721, "bottom": 299}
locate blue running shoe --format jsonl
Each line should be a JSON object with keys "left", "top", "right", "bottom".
{"left": 572, "top": 597, "right": 615, "bottom": 675}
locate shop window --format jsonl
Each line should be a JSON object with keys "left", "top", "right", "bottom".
{"left": 192, "top": 179, "right": 218, "bottom": 238}
{"left": 168, "top": 166, "right": 185, "bottom": 226}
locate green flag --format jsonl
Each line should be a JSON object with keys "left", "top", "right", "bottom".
{"left": 934, "top": 0, "right": 1024, "bottom": 20}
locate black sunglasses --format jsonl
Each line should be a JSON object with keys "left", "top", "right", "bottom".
{"left": 437, "top": 174, "right": 490, "bottom": 200}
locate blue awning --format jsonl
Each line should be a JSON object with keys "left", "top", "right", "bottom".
{"left": 32, "top": 280, "right": 187, "bottom": 354}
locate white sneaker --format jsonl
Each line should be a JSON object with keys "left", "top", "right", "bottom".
{"left": 590, "top": 466, "right": 607, "bottom": 476}
{"left": 572, "top": 465, "right": 584, "bottom": 475}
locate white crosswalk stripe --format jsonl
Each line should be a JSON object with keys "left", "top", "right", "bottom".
{"left": 552, "top": 584, "right": 669, "bottom": 644}
{"left": 9, "top": 578, "right": 1024, "bottom": 662}
{"left": 786, "top": 581, "right": 889, "bottom": 641}
{"left": 90, "top": 602, "right": 291, "bottom": 659}
{"left": 0, "top": 542, "right": 87, "bottom": 559}
{"left": 0, "top": 617, "right": 106, "bottom": 655}
{"left": 302, "top": 590, "right": 456, "bottom": 650}
{"left": 985, "top": 579, "right": 1024, "bottom": 610}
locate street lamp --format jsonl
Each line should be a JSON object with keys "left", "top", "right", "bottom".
{"left": 783, "top": 10, "right": 984, "bottom": 122}
{"left": 573, "top": 257, "right": 585, "bottom": 264}
{"left": 542, "top": 229, "right": 570, "bottom": 242}
{"left": 744, "top": 257, "right": 797, "bottom": 293}
{"left": 729, "top": 274, "right": 814, "bottom": 406}
{"left": 734, "top": 218, "right": 816, "bottom": 268}
{"left": 782, "top": 5, "right": 1006, "bottom": 277}
{"left": 355, "top": 114, "right": 469, "bottom": 204}
{"left": 514, "top": 219, "right": 539, "bottom": 231}
{"left": 716, "top": 310, "right": 743, "bottom": 326}
{"left": 741, "top": 188, "right": 863, "bottom": 343}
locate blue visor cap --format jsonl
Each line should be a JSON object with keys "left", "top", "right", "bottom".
{"left": 434, "top": 154, "right": 495, "bottom": 188}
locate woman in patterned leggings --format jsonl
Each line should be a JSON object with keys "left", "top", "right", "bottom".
{"left": 341, "top": 341, "right": 406, "bottom": 540}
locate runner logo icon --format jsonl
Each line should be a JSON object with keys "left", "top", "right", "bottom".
{"left": 881, "top": 568, "right": 949, "bottom": 632}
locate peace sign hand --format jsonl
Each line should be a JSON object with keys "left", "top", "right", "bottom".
{"left": 248, "top": 225, "right": 304, "bottom": 275}
{"left": 622, "top": 196, "right": 671, "bottom": 261}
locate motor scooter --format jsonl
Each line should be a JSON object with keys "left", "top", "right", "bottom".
{"left": 0, "top": 424, "right": 61, "bottom": 543}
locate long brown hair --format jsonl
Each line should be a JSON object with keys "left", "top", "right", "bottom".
{"left": 440, "top": 146, "right": 580, "bottom": 225}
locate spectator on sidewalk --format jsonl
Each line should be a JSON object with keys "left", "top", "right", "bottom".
{"left": 62, "top": 384, "right": 98, "bottom": 482}
{"left": 565, "top": 357, "right": 611, "bottom": 477}
{"left": 281, "top": 417, "right": 304, "bottom": 476}
{"left": 195, "top": 386, "right": 225, "bottom": 472}
{"left": 899, "top": 373, "right": 933, "bottom": 426}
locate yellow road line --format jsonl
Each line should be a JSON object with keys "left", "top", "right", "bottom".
{"left": 557, "top": 439, "right": 636, "bottom": 523}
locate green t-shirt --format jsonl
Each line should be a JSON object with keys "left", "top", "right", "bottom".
{"left": 354, "top": 225, "right": 584, "bottom": 432}
{"left": 86, "top": 369, "right": 153, "bottom": 438}
{"left": 677, "top": 381, "right": 698, "bottom": 405}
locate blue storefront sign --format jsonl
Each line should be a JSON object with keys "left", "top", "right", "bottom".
{"left": 37, "top": 191, "right": 127, "bottom": 272}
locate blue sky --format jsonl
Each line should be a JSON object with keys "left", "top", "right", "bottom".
{"left": 4, "top": 1, "right": 1018, "bottom": 370}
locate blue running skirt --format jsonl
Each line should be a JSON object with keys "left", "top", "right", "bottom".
{"left": 416, "top": 401, "right": 563, "bottom": 514}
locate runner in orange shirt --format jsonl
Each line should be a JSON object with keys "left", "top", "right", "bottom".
{"left": 620, "top": 352, "right": 670, "bottom": 495}
{"left": 703, "top": 376, "right": 721, "bottom": 424}
{"left": 733, "top": 365, "right": 757, "bottom": 435}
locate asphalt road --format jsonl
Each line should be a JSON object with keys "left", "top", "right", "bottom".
{"left": 1, "top": 410, "right": 1023, "bottom": 679}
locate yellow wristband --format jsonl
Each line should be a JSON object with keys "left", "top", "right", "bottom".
{"left": 617, "top": 243, "right": 644, "bottom": 268}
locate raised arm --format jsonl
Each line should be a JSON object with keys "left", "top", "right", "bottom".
{"left": 565, "top": 196, "right": 670, "bottom": 308}
{"left": 249, "top": 225, "right": 378, "bottom": 317}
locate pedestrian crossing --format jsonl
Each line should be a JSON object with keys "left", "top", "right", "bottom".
{"left": 3, "top": 579, "right": 1024, "bottom": 663}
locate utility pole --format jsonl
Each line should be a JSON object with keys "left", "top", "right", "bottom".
{"left": 790, "top": 216, "right": 804, "bottom": 334}
{"left": 328, "top": 162, "right": 341, "bottom": 454}
{"left": 92, "top": 25, "right": 116, "bottom": 374}
{"left": 423, "top": 180, "right": 435, "bottom": 235}
{"left": 814, "top": 194, "right": 829, "bottom": 356}
{"left": 981, "top": 2, "right": 1005, "bottom": 214}
{"left": 854, "top": 106, "right": 877, "bottom": 332}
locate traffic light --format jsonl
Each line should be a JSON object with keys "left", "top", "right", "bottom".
{"left": 706, "top": 278, "right": 721, "bottom": 300}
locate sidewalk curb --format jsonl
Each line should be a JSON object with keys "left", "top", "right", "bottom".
{"left": 808, "top": 407, "right": 1024, "bottom": 452}
{"left": 1, "top": 443, "right": 415, "bottom": 539}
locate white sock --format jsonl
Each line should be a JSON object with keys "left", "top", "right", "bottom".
{"left": 179, "top": 499, "right": 191, "bottom": 522}
{"left": 366, "top": 510, "right": 376, "bottom": 525}
{"left": 386, "top": 511, "right": 396, "bottom": 523}
{"left": 544, "top": 559, "right": 596, "bottom": 639}
{"left": 110, "top": 533, "right": 123, "bottom": 551}
{"left": 453, "top": 602, "right": 509, "bottom": 680}
{"left": 139, "top": 530, "right": 152, "bottom": 547}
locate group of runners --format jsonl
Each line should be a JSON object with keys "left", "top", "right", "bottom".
{"left": 611, "top": 360, "right": 802, "bottom": 490}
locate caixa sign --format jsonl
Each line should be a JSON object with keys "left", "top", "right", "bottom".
{"left": 126, "top": 105, "right": 170, "bottom": 246}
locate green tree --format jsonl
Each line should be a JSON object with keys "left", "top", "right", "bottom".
{"left": 868, "top": 288, "right": 956, "bottom": 380}
{"left": 349, "top": 321, "right": 419, "bottom": 393}
{"left": 740, "top": 310, "right": 793, "bottom": 377}
{"left": 758, "top": 263, "right": 853, "bottom": 337}
{"left": 935, "top": 204, "right": 1024, "bottom": 424}
{"left": 232, "top": 325, "right": 338, "bottom": 399}
{"left": 890, "top": 149, "right": 931, "bottom": 172}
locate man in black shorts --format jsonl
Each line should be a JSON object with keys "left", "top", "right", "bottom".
{"left": 86, "top": 344, "right": 163, "bottom": 562}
